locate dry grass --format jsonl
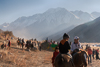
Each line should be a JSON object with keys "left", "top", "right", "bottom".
{"left": 0, "top": 35, "right": 100, "bottom": 67}
{"left": 0, "top": 45, "right": 53, "bottom": 67}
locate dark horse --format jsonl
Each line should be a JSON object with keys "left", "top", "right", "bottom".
{"left": 73, "top": 50, "right": 88, "bottom": 67}
{"left": 25, "top": 40, "right": 33, "bottom": 50}
{"left": 1, "top": 44, "right": 5, "bottom": 49}
{"left": 54, "top": 53, "right": 73, "bottom": 67}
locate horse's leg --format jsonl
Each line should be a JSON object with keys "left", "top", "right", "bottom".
{"left": 20, "top": 43, "right": 21, "bottom": 48}
{"left": 17, "top": 43, "right": 19, "bottom": 47}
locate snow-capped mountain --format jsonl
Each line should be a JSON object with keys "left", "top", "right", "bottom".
{"left": 0, "top": 7, "right": 100, "bottom": 40}
{"left": 71, "top": 10, "right": 95, "bottom": 22}
{"left": 11, "top": 7, "right": 82, "bottom": 40}
{"left": 6, "top": 14, "right": 42, "bottom": 30}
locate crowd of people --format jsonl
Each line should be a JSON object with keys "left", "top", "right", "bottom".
{"left": 17, "top": 38, "right": 42, "bottom": 51}
{"left": 86, "top": 45, "right": 100, "bottom": 64}
{"left": 1, "top": 33, "right": 100, "bottom": 67}
{"left": 51, "top": 33, "right": 100, "bottom": 67}
{"left": 87, "top": 47, "right": 100, "bottom": 63}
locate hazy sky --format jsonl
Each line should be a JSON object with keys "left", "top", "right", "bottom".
{"left": 0, "top": 0, "right": 100, "bottom": 24}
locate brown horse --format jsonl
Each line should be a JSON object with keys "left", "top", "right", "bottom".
{"left": 73, "top": 50, "right": 88, "bottom": 67}
{"left": 17, "top": 40, "right": 21, "bottom": 48}
{"left": 54, "top": 53, "right": 73, "bottom": 67}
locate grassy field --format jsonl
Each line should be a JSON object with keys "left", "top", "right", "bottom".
{"left": 0, "top": 38, "right": 100, "bottom": 67}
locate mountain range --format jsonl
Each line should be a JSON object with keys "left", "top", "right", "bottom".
{"left": 0, "top": 7, "right": 100, "bottom": 41}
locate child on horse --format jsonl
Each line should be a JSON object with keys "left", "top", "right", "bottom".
{"left": 59, "top": 33, "right": 72, "bottom": 57}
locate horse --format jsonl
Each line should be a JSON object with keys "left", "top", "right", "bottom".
{"left": 1, "top": 44, "right": 5, "bottom": 49}
{"left": 17, "top": 40, "right": 21, "bottom": 48}
{"left": 54, "top": 53, "right": 74, "bottom": 67}
{"left": 26, "top": 40, "right": 32, "bottom": 49}
{"left": 72, "top": 50, "right": 88, "bottom": 67}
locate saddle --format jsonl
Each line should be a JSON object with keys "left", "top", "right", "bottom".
{"left": 61, "top": 53, "right": 75, "bottom": 67}
{"left": 56, "top": 53, "right": 72, "bottom": 63}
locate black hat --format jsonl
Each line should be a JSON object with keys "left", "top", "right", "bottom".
{"left": 63, "top": 33, "right": 70, "bottom": 38}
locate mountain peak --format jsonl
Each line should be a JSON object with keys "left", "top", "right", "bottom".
{"left": 44, "top": 7, "right": 70, "bottom": 14}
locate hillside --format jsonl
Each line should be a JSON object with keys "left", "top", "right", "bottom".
{"left": 67, "top": 17, "right": 100, "bottom": 42}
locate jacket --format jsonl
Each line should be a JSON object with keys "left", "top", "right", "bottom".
{"left": 71, "top": 42, "right": 81, "bottom": 51}
{"left": 52, "top": 51, "right": 59, "bottom": 63}
{"left": 88, "top": 48, "right": 92, "bottom": 55}
{"left": 59, "top": 39, "right": 70, "bottom": 54}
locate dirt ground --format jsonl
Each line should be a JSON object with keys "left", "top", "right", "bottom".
{"left": 0, "top": 39, "right": 100, "bottom": 67}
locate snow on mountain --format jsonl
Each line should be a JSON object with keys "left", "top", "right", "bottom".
{"left": 71, "top": 10, "right": 95, "bottom": 23}
{"left": 7, "top": 14, "right": 42, "bottom": 30}
{"left": 1, "top": 8, "right": 100, "bottom": 40}
{"left": 11, "top": 7, "right": 81, "bottom": 40}
{"left": 35, "top": 7, "right": 80, "bottom": 26}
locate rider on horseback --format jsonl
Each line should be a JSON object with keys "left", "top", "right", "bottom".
{"left": 54, "top": 33, "right": 74, "bottom": 67}
{"left": 71, "top": 36, "right": 88, "bottom": 67}
{"left": 71, "top": 36, "right": 81, "bottom": 56}
{"left": 59, "top": 33, "right": 72, "bottom": 57}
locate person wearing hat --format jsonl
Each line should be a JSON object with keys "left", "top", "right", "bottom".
{"left": 71, "top": 36, "right": 81, "bottom": 56}
{"left": 59, "top": 33, "right": 71, "bottom": 57}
